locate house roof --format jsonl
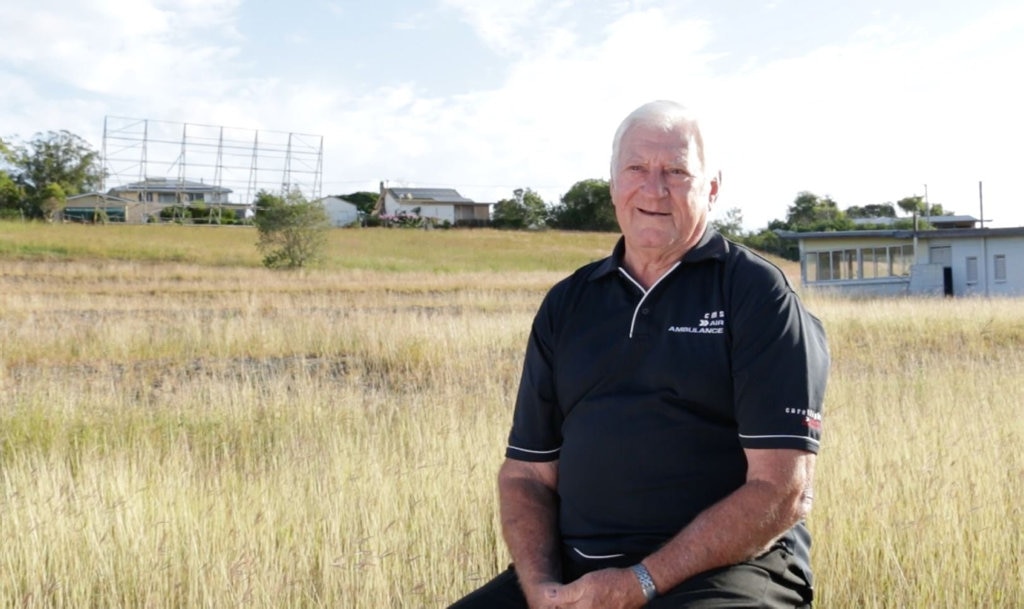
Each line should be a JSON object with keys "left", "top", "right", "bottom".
{"left": 318, "top": 196, "right": 358, "bottom": 208}
{"left": 781, "top": 227, "right": 1024, "bottom": 241}
{"left": 109, "top": 177, "right": 233, "bottom": 194}
{"left": 851, "top": 215, "right": 981, "bottom": 228}
{"left": 388, "top": 187, "right": 476, "bottom": 204}
{"left": 67, "top": 192, "right": 138, "bottom": 205}
{"left": 925, "top": 218, "right": 978, "bottom": 230}
{"left": 849, "top": 218, "right": 914, "bottom": 229}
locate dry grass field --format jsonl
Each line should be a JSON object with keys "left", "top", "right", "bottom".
{"left": 1, "top": 223, "right": 1021, "bottom": 608}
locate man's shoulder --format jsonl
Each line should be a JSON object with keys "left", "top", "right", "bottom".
{"left": 552, "top": 255, "right": 613, "bottom": 293}
{"left": 719, "top": 238, "right": 795, "bottom": 292}
{"left": 537, "top": 256, "right": 613, "bottom": 319}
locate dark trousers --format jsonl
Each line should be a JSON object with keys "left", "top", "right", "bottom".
{"left": 448, "top": 546, "right": 812, "bottom": 608}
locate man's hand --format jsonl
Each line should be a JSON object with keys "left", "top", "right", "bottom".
{"left": 540, "top": 568, "right": 648, "bottom": 609}
{"left": 519, "top": 579, "right": 563, "bottom": 609}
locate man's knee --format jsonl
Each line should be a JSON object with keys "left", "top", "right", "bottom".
{"left": 447, "top": 566, "right": 527, "bottom": 609}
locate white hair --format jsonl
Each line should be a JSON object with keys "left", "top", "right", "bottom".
{"left": 610, "top": 100, "right": 709, "bottom": 177}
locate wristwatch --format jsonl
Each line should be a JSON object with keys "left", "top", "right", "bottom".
{"left": 630, "top": 563, "right": 658, "bottom": 601}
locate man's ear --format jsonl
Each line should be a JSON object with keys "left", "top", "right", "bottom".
{"left": 708, "top": 171, "right": 722, "bottom": 206}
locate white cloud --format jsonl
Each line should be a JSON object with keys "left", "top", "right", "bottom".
{"left": 309, "top": 1, "right": 1024, "bottom": 229}
{"left": 692, "top": 4, "right": 1024, "bottom": 228}
{"left": 0, "top": 0, "right": 245, "bottom": 99}
{"left": 439, "top": 0, "right": 580, "bottom": 56}
{"left": 301, "top": 7, "right": 720, "bottom": 206}
{"left": 2, "top": 0, "right": 1021, "bottom": 229}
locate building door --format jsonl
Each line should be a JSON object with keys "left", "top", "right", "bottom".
{"left": 930, "top": 246, "right": 953, "bottom": 296}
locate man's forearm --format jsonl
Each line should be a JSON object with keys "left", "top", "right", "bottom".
{"left": 643, "top": 451, "right": 814, "bottom": 594}
{"left": 498, "top": 462, "right": 562, "bottom": 588}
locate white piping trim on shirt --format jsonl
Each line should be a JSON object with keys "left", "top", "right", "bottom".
{"left": 572, "top": 546, "right": 626, "bottom": 560}
{"left": 506, "top": 445, "right": 561, "bottom": 455}
{"left": 619, "top": 262, "right": 681, "bottom": 338}
{"left": 738, "top": 433, "right": 821, "bottom": 448}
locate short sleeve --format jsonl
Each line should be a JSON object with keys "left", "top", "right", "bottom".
{"left": 730, "top": 263, "right": 830, "bottom": 453}
{"left": 505, "top": 289, "right": 564, "bottom": 462}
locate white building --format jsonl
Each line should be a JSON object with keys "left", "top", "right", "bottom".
{"left": 785, "top": 227, "right": 1024, "bottom": 297}
{"left": 319, "top": 196, "right": 360, "bottom": 227}
{"left": 374, "top": 182, "right": 491, "bottom": 225}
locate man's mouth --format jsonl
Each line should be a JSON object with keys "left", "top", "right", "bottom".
{"left": 638, "top": 208, "right": 670, "bottom": 216}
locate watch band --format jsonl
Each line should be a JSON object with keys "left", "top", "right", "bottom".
{"left": 630, "top": 563, "right": 658, "bottom": 601}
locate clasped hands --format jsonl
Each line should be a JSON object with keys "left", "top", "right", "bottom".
{"left": 525, "top": 567, "right": 649, "bottom": 609}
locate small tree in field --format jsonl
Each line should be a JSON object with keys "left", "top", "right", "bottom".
{"left": 38, "top": 183, "right": 67, "bottom": 222}
{"left": 253, "top": 189, "right": 330, "bottom": 269}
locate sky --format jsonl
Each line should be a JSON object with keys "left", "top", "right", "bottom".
{"left": 2, "top": 0, "right": 1023, "bottom": 230}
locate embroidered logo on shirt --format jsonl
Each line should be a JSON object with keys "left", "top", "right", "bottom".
{"left": 668, "top": 310, "right": 726, "bottom": 335}
{"left": 786, "top": 407, "right": 823, "bottom": 432}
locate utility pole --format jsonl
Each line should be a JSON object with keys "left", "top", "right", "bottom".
{"left": 980, "top": 180, "right": 989, "bottom": 297}
{"left": 978, "top": 181, "right": 984, "bottom": 229}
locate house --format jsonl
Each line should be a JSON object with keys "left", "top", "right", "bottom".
{"left": 108, "top": 177, "right": 233, "bottom": 205}
{"left": 62, "top": 192, "right": 145, "bottom": 223}
{"left": 784, "top": 227, "right": 1024, "bottom": 297}
{"left": 374, "top": 182, "right": 491, "bottom": 225}
{"left": 319, "top": 196, "right": 360, "bottom": 227}
{"left": 106, "top": 177, "right": 248, "bottom": 222}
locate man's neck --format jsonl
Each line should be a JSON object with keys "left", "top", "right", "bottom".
{"left": 622, "top": 238, "right": 699, "bottom": 289}
{"left": 622, "top": 250, "right": 686, "bottom": 290}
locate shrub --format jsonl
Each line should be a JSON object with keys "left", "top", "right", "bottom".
{"left": 252, "top": 189, "right": 330, "bottom": 269}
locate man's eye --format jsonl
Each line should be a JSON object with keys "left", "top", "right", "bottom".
{"left": 668, "top": 168, "right": 690, "bottom": 176}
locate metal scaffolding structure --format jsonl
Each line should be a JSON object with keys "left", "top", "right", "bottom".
{"left": 101, "top": 116, "right": 324, "bottom": 212}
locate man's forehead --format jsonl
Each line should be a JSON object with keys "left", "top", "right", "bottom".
{"left": 625, "top": 121, "right": 696, "bottom": 142}
{"left": 620, "top": 127, "right": 698, "bottom": 160}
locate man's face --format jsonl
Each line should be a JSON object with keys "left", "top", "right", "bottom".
{"left": 610, "top": 122, "right": 717, "bottom": 259}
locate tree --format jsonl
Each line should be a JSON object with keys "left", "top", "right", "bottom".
{"left": 845, "top": 203, "right": 896, "bottom": 219}
{"left": 897, "top": 195, "right": 926, "bottom": 216}
{"left": 1, "top": 138, "right": 25, "bottom": 218}
{"left": 337, "top": 191, "right": 379, "bottom": 215}
{"left": 711, "top": 207, "right": 745, "bottom": 240}
{"left": 8, "top": 131, "right": 104, "bottom": 219}
{"left": 253, "top": 189, "right": 330, "bottom": 269}
{"left": 781, "top": 191, "right": 853, "bottom": 232}
{"left": 492, "top": 188, "right": 548, "bottom": 229}
{"left": 548, "top": 179, "right": 618, "bottom": 231}
{"left": 0, "top": 171, "right": 25, "bottom": 219}
{"left": 743, "top": 227, "right": 791, "bottom": 260}
{"left": 0, "top": 137, "right": 13, "bottom": 168}
{"left": 38, "top": 183, "right": 67, "bottom": 222}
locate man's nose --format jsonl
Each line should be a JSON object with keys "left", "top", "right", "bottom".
{"left": 643, "top": 170, "right": 668, "bottom": 196}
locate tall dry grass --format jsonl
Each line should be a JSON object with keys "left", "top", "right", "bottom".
{"left": 810, "top": 296, "right": 1024, "bottom": 607}
{"left": 1, "top": 224, "right": 1021, "bottom": 607}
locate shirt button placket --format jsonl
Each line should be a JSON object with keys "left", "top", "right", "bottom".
{"left": 634, "top": 305, "right": 652, "bottom": 338}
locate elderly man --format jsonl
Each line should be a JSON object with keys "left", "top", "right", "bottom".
{"left": 450, "top": 100, "right": 829, "bottom": 608}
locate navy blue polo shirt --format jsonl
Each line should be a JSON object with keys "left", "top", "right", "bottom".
{"left": 505, "top": 228, "right": 829, "bottom": 564}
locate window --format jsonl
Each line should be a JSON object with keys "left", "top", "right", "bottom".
{"left": 817, "top": 252, "right": 832, "bottom": 281}
{"left": 994, "top": 255, "right": 1007, "bottom": 282}
{"left": 805, "top": 253, "right": 817, "bottom": 283}
{"left": 888, "top": 244, "right": 914, "bottom": 277}
{"left": 807, "top": 250, "right": 857, "bottom": 281}
{"left": 841, "top": 249, "right": 857, "bottom": 280}
{"left": 966, "top": 257, "right": 979, "bottom": 285}
{"left": 862, "top": 247, "right": 889, "bottom": 279}
{"left": 804, "top": 244, "right": 914, "bottom": 283}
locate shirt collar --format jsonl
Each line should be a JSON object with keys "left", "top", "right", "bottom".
{"left": 587, "top": 228, "right": 729, "bottom": 281}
